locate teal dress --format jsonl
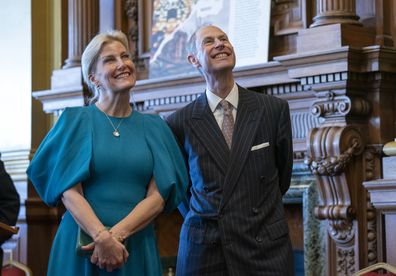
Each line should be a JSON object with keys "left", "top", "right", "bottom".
{"left": 27, "top": 105, "right": 188, "bottom": 276}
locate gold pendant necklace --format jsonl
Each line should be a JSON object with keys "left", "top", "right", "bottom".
{"left": 102, "top": 112, "right": 124, "bottom": 137}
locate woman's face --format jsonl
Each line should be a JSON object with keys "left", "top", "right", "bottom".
{"left": 91, "top": 40, "right": 136, "bottom": 93}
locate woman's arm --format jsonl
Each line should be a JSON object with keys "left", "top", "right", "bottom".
{"left": 62, "top": 184, "right": 128, "bottom": 272}
{"left": 62, "top": 184, "right": 103, "bottom": 237}
{"left": 110, "top": 177, "right": 165, "bottom": 243}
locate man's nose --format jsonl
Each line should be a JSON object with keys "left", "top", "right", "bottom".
{"left": 214, "top": 39, "right": 225, "bottom": 48}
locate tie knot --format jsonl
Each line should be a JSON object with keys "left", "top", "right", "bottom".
{"left": 220, "top": 100, "right": 232, "bottom": 114}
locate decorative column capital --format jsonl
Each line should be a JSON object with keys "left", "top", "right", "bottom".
{"left": 310, "top": 91, "right": 371, "bottom": 125}
{"left": 311, "top": 0, "right": 361, "bottom": 28}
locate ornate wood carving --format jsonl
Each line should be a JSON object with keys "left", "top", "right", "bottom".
{"left": 305, "top": 125, "right": 365, "bottom": 275}
{"left": 125, "top": 0, "right": 149, "bottom": 79}
{"left": 337, "top": 247, "right": 356, "bottom": 275}
{"left": 306, "top": 127, "right": 362, "bottom": 216}
{"left": 125, "top": 0, "right": 138, "bottom": 52}
{"left": 363, "top": 146, "right": 382, "bottom": 266}
{"left": 311, "top": 92, "right": 371, "bottom": 121}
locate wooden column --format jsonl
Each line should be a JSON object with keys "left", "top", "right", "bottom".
{"left": 63, "top": 0, "right": 99, "bottom": 68}
{"left": 297, "top": 0, "right": 373, "bottom": 54}
{"left": 311, "top": 0, "right": 361, "bottom": 27}
{"left": 374, "top": 0, "right": 394, "bottom": 46}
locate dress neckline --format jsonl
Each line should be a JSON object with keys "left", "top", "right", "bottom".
{"left": 92, "top": 103, "right": 134, "bottom": 119}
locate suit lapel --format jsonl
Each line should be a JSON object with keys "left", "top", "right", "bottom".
{"left": 220, "top": 86, "right": 264, "bottom": 210}
{"left": 189, "top": 94, "right": 230, "bottom": 175}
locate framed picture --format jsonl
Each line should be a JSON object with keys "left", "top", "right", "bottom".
{"left": 148, "top": 0, "right": 271, "bottom": 79}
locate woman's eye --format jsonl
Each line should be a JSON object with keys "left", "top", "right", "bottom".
{"left": 103, "top": 57, "right": 115, "bottom": 63}
{"left": 122, "top": 54, "right": 130, "bottom": 59}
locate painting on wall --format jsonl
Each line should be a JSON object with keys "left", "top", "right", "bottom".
{"left": 149, "top": 0, "right": 271, "bottom": 79}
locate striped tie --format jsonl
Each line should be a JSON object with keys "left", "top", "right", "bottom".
{"left": 220, "top": 100, "right": 234, "bottom": 149}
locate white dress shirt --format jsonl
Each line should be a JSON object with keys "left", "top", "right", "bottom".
{"left": 206, "top": 82, "right": 238, "bottom": 129}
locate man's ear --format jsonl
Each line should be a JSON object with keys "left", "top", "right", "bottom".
{"left": 187, "top": 54, "right": 200, "bottom": 68}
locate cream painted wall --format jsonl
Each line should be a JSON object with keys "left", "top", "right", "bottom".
{"left": 0, "top": 0, "right": 31, "bottom": 151}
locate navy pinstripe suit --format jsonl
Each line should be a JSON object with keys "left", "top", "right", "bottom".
{"left": 167, "top": 85, "right": 294, "bottom": 276}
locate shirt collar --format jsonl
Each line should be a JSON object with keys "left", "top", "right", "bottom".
{"left": 206, "top": 82, "right": 239, "bottom": 112}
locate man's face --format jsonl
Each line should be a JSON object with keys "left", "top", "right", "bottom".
{"left": 190, "top": 26, "right": 236, "bottom": 75}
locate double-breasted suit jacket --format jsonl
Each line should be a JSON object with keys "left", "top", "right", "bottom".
{"left": 167, "top": 86, "right": 294, "bottom": 275}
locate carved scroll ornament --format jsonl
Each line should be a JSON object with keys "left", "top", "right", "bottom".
{"left": 305, "top": 126, "right": 363, "bottom": 176}
{"left": 306, "top": 126, "right": 365, "bottom": 244}
{"left": 311, "top": 91, "right": 371, "bottom": 120}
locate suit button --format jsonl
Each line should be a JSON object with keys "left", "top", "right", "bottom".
{"left": 260, "top": 176, "right": 266, "bottom": 183}
{"left": 211, "top": 241, "right": 217, "bottom": 246}
{"left": 255, "top": 236, "right": 263, "bottom": 243}
{"left": 252, "top": 207, "right": 259, "bottom": 214}
{"left": 203, "top": 186, "right": 209, "bottom": 192}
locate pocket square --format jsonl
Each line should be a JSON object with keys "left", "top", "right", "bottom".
{"left": 251, "top": 142, "right": 270, "bottom": 151}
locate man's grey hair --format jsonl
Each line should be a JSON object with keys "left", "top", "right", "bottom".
{"left": 186, "top": 24, "right": 213, "bottom": 55}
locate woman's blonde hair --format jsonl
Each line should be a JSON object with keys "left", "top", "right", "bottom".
{"left": 81, "top": 30, "right": 130, "bottom": 104}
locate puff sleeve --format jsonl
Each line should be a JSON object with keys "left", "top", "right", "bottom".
{"left": 27, "top": 107, "right": 92, "bottom": 207}
{"left": 144, "top": 115, "right": 189, "bottom": 212}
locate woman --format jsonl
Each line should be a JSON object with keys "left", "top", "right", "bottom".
{"left": 27, "top": 30, "right": 188, "bottom": 275}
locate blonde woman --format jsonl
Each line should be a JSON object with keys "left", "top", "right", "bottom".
{"left": 27, "top": 30, "right": 188, "bottom": 275}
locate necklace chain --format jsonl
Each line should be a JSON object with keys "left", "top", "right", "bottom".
{"left": 103, "top": 112, "right": 124, "bottom": 137}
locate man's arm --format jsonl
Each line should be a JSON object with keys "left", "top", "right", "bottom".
{"left": 165, "top": 112, "right": 191, "bottom": 218}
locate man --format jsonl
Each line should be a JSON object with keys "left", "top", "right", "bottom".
{"left": 0, "top": 154, "right": 20, "bottom": 267}
{"left": 166, "top": 25, "right": 294, "bottom": 275}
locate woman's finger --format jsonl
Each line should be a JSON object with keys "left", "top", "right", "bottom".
{"left": 90, "top": 253, "right": 98, "bottom": 264}
{"left": 82, "top": 242, "right": 95, "bottom": 251}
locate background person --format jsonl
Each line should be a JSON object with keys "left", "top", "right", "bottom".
{"left": 0, "top": 154, "right": 20, "bottom": 268}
